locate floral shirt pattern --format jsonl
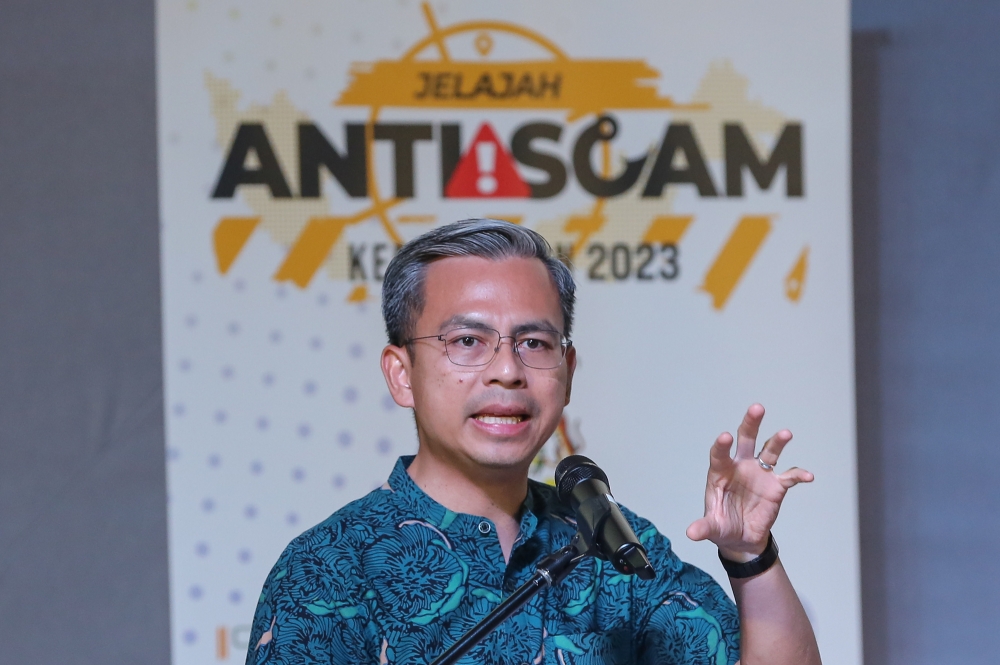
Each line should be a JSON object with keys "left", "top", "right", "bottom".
{"left": 246, "top": 456, "right": 739, "bottom": 665}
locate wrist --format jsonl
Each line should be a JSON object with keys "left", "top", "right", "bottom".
{"left": 717, "top": 540, "right": 767, "bottom": 562}
{"left": 718, "top": 532, "right": 779, "bottom": 579}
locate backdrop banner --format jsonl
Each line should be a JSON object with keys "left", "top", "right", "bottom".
{"left": 156, "top": 1, "right": 858, "bottom": 662}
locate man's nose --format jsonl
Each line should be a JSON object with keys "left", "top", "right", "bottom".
{"left": 483, "top": 337, "right": 526, "bottom": 386}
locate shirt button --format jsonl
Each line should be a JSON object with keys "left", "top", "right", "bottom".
{"left": 478, "top": 521, "right": 492, "bottom": 534}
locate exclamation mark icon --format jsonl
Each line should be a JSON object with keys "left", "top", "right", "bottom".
{"left": 443, "top": 123, "right": 529, "bottom": 198}
{"left": 476, "top": 142, "right": 498, "bottom": 195}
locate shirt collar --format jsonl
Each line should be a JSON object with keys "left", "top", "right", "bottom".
{"left": 386, "top": 455, "right": 451, "bottom": 529}
{"left": 386, "top": 455, "right": 542, "bottom": 541}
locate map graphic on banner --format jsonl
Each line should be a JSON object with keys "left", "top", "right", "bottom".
{"left": 157, "top": 1, "right": 858, "bottom": 663}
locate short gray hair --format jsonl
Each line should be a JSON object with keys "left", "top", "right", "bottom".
{"left": 381, "top": 218, "right": 576, "bottom": 347}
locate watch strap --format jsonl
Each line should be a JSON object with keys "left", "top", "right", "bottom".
{"left": 718, "top": 532, "right": 779, "bottom": 579}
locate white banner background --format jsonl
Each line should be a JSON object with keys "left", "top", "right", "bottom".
{"left": 157, "top": 1, "right": 858, "bottom": 663}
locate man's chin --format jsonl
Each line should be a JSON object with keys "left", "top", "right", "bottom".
{"left": 465, "top": 442, "right": 540, "bottom": 473}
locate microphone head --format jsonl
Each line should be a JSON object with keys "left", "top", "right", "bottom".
{"left": 555, "top": 455, "right": 610, "bottom": 503}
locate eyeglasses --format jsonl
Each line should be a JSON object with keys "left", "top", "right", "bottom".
{"left": 404, "top": 326, "right": 572, "bottom": 369}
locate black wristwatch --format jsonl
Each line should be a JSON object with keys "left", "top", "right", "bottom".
{"left": 718, "top": 532, "right": 779, "bottom": 579}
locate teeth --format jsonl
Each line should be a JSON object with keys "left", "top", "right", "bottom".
{"left": 475, "top": 415, "right": 524, "bottom": 425}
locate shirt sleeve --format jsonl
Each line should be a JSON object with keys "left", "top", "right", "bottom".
{"left": 246, "top": 533, "right": 378, "bottom": 665}
{"left": 625, "top": 511, "right": 741, "bottom": 665}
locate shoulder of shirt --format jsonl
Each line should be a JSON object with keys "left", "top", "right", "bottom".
{"left": 526, "top": 478, "right": 560, "bottom": 508}
{"left": 279, "top": 483, "right": 406, "bottom": 558}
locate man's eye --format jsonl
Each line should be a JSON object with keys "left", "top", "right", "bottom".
{"left": 520, "top": 337, "right": 552, "bottom": 351}
{"left": 449, "top": 334, "right": 484, "bottom": 348}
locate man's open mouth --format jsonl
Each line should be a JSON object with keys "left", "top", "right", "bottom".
{"left": 474, "top": 414, "right": 527, "bottom": 425}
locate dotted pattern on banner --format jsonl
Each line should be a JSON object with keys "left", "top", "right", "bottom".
{"left": 159, "top": 5, "right": 431, "bottom": 662}
{"left": 165, "top": 258, "right": 419, "bottom": 661}
{"left": 160, "top": 21, "right": 425, "bottom": 656}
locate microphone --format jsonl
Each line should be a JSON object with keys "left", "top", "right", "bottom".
{"left": 555, "top": 455, "right": 655, "bottom": 580}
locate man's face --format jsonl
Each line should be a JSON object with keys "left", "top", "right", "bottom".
{"left": 382, "top": 255, "right": 576, "bottom": 476}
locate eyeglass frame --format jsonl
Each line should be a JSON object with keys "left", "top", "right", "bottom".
{"left": 403, "top": 325, "right": 573, "bottom": 370}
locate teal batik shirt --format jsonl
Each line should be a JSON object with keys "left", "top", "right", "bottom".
{"left": 247, "top": 456, "right": 739, "bottom": 665}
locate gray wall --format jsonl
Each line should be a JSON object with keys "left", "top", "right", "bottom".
{"left": 852, "top": 2, "right": 1000, "bottom": 663}
{"left": 1, "top": 1, "right": 998, "bottom": 663}
{"left": 0, "top": 1, "right": 170, "bottom": 662}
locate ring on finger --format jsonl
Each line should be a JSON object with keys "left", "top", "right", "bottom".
{"left": 755, "top": 453, "right": 774, "bottom": 471}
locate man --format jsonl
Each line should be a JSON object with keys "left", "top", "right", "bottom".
{"left": 246, "top": 219, "right": 821, "bottom": 665}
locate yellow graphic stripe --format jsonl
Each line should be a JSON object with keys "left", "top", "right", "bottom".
{"left": 273, "top": 217, "right": 351, "bottom": 288}
{"left": 362, "top": 121, "right": 405, "bottom": 247}
{"left": 401, "top": 18, "right": 570, "bottom": 62}
{"left": 700, "top": 216, "right": 771, "bottom": 310}
{"left": 564, "top": 203, "right": 606, "bottom": 259}
{"left": 396, "top": 214, "right": 436, "bottom": 224}
{"left": 643, "top": 215, "right": 694, "bottom": 245}
{"left": 213, "top": 216, "right": 261, "bottom": 274}
{"left": 564, "top": 141, "right": 612, "bottom": 257}
{"left": 486, "top": 215, "right": 523, "bottom": 225}
{"left": 347, "top": 284, "right": 368, "bottom": 303}
{"left": 273, "top": 199, "right": 403, "bottom": 288}
{"left": 420, "top": 1, "right": 451, "bottom": 62}
{"left": 337, "top": 60, "right": 703, "bottom": 121}
{"left": 785, "top": 246, "right": 809, "bottom": 302}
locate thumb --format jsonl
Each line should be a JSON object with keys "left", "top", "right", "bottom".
{"left": 686, "top": 518, "right": 713, "bottom": 542}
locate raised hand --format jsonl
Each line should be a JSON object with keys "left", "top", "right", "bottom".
{"left": 685, "top": 404, "right": 814, "bottom": 560}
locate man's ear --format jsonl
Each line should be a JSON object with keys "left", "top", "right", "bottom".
{"left": 563, "top": 344, "right": 577, "bottom": 405}
{"left": 381, "top": 344, "right": 415, "bottom": 408}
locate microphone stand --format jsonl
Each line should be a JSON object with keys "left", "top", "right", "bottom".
{"left": 428, "top": 534, "right": 591, "bottom": 665}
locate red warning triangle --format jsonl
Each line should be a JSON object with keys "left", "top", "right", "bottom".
{"left": 444, "top": 124, "right": 530, "bottom": 198}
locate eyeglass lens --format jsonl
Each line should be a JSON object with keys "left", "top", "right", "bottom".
{"left": 442, "top": 328, "right": 565, "bottom": 369}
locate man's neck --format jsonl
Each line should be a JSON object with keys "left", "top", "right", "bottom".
{"left": 406, "top": 450, "right": 528, "bottom": 561}
{"left": 406, "top": 450, "right": 528, "bottom": 520}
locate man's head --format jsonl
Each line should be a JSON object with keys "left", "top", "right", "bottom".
{"left": 382, "top": 218, "right": 576, "bottom": 347}
{"left": 380, "top": 219, "right": 577, "bottom": 478}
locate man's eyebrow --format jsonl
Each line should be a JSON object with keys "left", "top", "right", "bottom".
{"left": 437, "top": 315, "right": 491, "bottom": 332}
{"left": 511, "top": 320, "right": 562, "bottom": 335}
{"left": 437, "top": 316, "right": 562, "bottom": 335}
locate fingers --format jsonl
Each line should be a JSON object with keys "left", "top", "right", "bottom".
{"left": 734, "top": 403, "right": 765, "bottom": 459}
{"left": 757, "top": 429, "right": 793, "bottom": 467}
{"left": 686, "top": 517, "right": 713, "bottom": 542}
{"left": 710, "top": 432, "right": 735, "bottom": 464}
{"left": 777, "top": 466, "right": 815, "bottom": 489}
{"left": 716, "top": 407, "right": 802, "bottom": 477}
